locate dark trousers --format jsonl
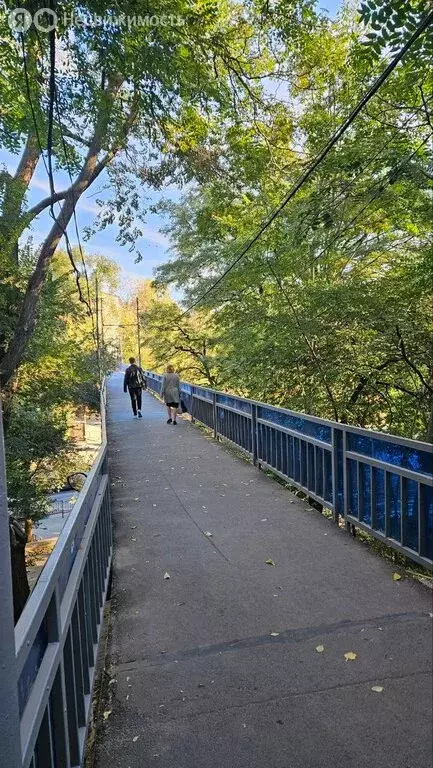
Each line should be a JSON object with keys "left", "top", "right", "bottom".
{"left": 128, "top": 386, "right": 142, "bottom": 415}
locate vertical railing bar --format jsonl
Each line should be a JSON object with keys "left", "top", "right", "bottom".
{"left": 104, "top": 489, "right": 111, "bottom": 568}
{"left": 342, "top": 431, "right": 348, "bottom": 523}
{"left": 35, "top": 708, "right": 53, "bottom": 768}
{"left": 96, "top": 515, "right": 105, "bottom": 606}
{"left": 357, "top": 462, "right": 363, "bottom": 521}
{"left": 100, "top": 492, "right": 108, "bottom": 572}
{"left": 270, "top": 426, "right": 274, "bottom": 468}
{"left": 98, "top": 512, "right": 106, "bottom": 602}
{"left": 298, "top": 438, "right": 303, "bottom": 485}
{"left": 102, "top": 492, "right": 110, "bottom": 579}
{"left": 400, "top": 476, "right": 407, "bottom": 547}
{"left": 92, "top": 519, "right": 102, "bottom": 611}
{"left": 86, "top": 552, "right": 98, "bottom": 645}
{"left": 90, "top": 535, "right": 101, "bottom": 628}
{"left": 78, "top": 580, "right": 92, "bottom": 688}
{"left": 371, "top": 466, "right": 377, "bottom": 530}
{"left": 279, "top": 430, "right": 284, "bottom": 474}
{"left": 63, "top": 629, "right": 80, "bottom": 767}
{"left": 98, "top": 495, "right": 106, "bottom": 581}
{"left": 212, "top": 393, "right": 217, "bottom": 439}
{"left": 287, "top": 435, "right": 292, "bottom": 481}
{"left": 314, "top": 445, "right": 318, "bottom": 496}
{"left": 385, "top": 471, "right": 391, "bottom": 538}
{"left": 50, "top": 665, "right": 71, "bottom": 768}
{"left": 71, "top": 604, "right": 86, "bottom": 726}
{"left": 282, "top": 432, "right": 287, "bottom": 477}
{"left": 252, "top": 404, "right": 257, "bottom": 464}
{"left": 418, "top": 483, "right": 425, "bottom": 557}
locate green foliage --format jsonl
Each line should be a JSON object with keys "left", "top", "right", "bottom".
{"left": 5, "top": 406, "right": 69, "bottom": 521}
{"left": 142, "top": 297, "right": 221, "bottom": 386}
{"left": 3, "top": 246, "right": 111, "bottom": 520}
{"left": 154, "top": 12, "right": 433, "bottom": 440}
{"left": 357, "top": 0, "right": 433, "bottom": 63}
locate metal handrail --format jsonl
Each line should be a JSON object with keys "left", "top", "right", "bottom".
{"left": 145, "top": 370, "right": 433, "bottom": 569}
{"left": 4, "top": 382, "right": 112, "bottom": 768}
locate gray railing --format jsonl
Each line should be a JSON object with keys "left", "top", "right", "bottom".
{"left": 146, "top": 371, "right": 432, "bottom": 569}
{"left": 0, "top": 387, "right": 112, "bottom": 768}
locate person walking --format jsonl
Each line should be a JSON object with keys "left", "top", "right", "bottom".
{"left": 123, "top": 357, "right": 146, "bottom": 418}
{"left": 162, "top": 364, "right": 181, "bottom": 425}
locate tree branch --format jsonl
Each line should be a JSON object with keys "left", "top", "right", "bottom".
{"left": 60, "top": 126, "right": 92, "bottom": 147}
{"left": 396, "top": 325, "right": 433, "bottom": 393}
{"left": 26, "top": 188, "right": 71, "bottom": 219}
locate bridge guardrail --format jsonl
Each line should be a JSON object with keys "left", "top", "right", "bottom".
{"left": 2, "top": 383, "right": 112, "bottom": 768}
{"left": 145, "top": 371, "right": 432, "bottom": 569}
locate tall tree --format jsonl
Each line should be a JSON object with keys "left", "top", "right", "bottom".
{"left": 0, "top": 0, "right": 297, "bottom": 386}
{"left": 154, "top": 10, "right": 433, "bottom": 438}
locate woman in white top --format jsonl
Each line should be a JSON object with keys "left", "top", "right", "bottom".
{"left": 161, "top": 364, "right": 181, "bottom": 425}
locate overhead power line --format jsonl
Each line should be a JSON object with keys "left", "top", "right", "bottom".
{"left": 180, "top": 8, "right": 433, "bottom": 317}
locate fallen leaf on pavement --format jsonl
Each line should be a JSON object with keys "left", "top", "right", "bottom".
{"left": 392, "top": 572, "right": 402, "bottom": 581}
{"left": 265, "top": 559, "right": 276, "bottom": 566}
{"left": 371, "top": 686, "right": 384, "bottom": 693}
{"left": 132, "top": 736, "right": 139, "bottom": 742}
{"left": 344, "top": 651, "right": 357, "bottom": 661}
{"left": 103, "top": 710, "right": 112, "bottom": 720}
{"left": 316, "top": 645, "right": 325, "bottom": 653}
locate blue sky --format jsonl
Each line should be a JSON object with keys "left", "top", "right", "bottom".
{"left": 3, "top": 0, "right": 344, "bottom": 290}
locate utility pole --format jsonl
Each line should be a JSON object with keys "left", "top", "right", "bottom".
{"left": 0, "top": 404, "right": 22, "bottom": 767}
{"left": 136, "top": 297, "right": 142, "bottom": 368}
{"left": 100, "top": 294, "right": 104, "bottom": 345}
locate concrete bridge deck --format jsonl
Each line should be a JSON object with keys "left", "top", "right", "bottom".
{"left": 94, "top": 373, "right": 432, "bottom": 768}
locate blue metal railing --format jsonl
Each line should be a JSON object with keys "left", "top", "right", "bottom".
{"left": 145, "top": 371, "right": 433, "bottom": 569}
{"left": 5, "top": 387, "right": 112, "bottom": 768}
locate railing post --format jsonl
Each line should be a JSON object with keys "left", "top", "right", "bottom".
{"left": 191, "top": 387, "right": 195, "bottom": 424}
{"left": 212, "top": 392, "right": 217, "bottom": 439}
{"left": 332, "top": 426, "right": 344, "bottom": 524}
{"left": 0, "top": 404, "right": 22, "bottom": 768}
{"left": 251, "top": 404, "right": 258, "bottom": 466}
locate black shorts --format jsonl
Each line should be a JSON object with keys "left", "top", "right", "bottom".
{"left": 166, "top": 402, "right": 179, "bottom": 408}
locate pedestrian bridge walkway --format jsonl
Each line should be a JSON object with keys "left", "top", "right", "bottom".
{"left": 94, "top": 373, "right": 432, "bottom": 768}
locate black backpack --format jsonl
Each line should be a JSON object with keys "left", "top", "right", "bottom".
{"left": 129, "top": 365, "right": 144, "bottom": 388}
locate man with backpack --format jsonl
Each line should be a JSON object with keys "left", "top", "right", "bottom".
{"left": 123, "top": 357, "right": 147, "bottom": 418}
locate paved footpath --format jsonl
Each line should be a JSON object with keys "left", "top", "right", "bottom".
{"left": 94, "top": 373, "right": 432, "bottom": 768}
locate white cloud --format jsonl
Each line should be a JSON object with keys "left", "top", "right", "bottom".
{"left": 140, "top": 227, "right": 170, "bottom": 248}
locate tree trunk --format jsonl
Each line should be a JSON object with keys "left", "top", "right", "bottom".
{"left": 9, "top": 518, "right": 30, "bottom": 624}
{"left": 0, "top": 133, "right": 41, "bottom": 263}
{"left": 25, "top": 517, "right": 33, "bottom": 541}
{"left": 0, "top": 75, "right": 124, "bottom": 389}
